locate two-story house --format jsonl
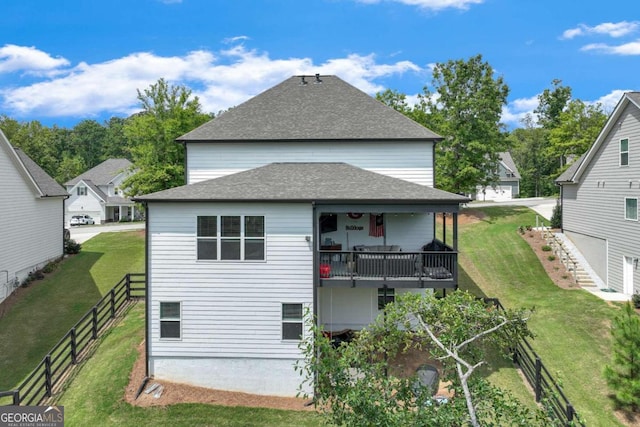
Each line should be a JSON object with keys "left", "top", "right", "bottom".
{"left": 556, "top": 92, "right": 640, "bottom": 296}
{"left": 0, "top": 130, "right": 68, "bottom": 303}
{"left": 135, "top": 75, "right": 469, "bottom": 396}
{"left": 65, "top": 159, "right": 136, "bottom": 224}
{"left": 475, "top": 152, "right": 521, "bottom": 201}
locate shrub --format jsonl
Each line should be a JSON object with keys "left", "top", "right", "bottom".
{"left": 541, "top": 245, "right": 552, "bottom": 252}
{"left": 550, "top": 203, "right": 562, "bottom": 229}
{"left": 633, "top": 293, "right": 640, "bottom": 309}
{"left": 547, "top": 255, "right": 556, "bottom": 261}
{"left": 65, "top": 239, "right": 82, "bottom": 255}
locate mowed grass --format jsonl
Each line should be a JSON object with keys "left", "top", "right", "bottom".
{"left": 458, "top": 206, "right": 622, "bottom": 426}
{"left": 57, "top": 303, "right": 322, "bottom": 427}
{"left": 0, "top": 231, "right": 145, "bottom": 391}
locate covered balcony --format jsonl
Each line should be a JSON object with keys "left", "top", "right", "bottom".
{"left": 314, "top": 208, "right": 461, "bottom": 291}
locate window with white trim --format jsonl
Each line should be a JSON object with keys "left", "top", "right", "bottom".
{"left": 197, "top": 215, "right": 265, "bottom": 260}
{"left": 282, "top": 303, "right": 303, "bottom": 340}
{"left": 625, "top": 198, "right": 638, "bottom": 221}
{"left": 620, "top": 138, "right": 629, "bottom": 166}
{"left": 160, "top": 302, "right": 181, "bottom": 339}
{"left": 77, "top": 186, "right": 87, "bottom": 196}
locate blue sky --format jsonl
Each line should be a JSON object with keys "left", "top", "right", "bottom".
{"left": 0, "top": 0, "right": 638, "bottom": 129}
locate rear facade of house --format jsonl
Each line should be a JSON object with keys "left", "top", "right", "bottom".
{"left": 557, "top": 92, "right": 640, "bottom": 295}
{"left": 137, "top": 75, "right": 469, "bottom": 396}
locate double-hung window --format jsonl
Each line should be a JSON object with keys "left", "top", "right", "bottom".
{"left": 620, "top": 139, "right": 629, "bottom": 166}
{"left": 625, "top": 198, "right": 638, "bottom": 221}
{"left": 77, "top": 186, "right": 87, "bottom": 196}
{"left": 197, "top": 215, "right": 265, "bottom": 260}
{"left": 282, "top": 303, "right": 303, "bottom": 340}
{"left": 377, "top": 287, "right": 395, "bottom": 309}
{"left": 159, "top": 302, "right": 181, "bottom": 339}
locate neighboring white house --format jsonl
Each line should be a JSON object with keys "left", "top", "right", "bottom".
{"left": 475, "top": 152, "right": 521, "bottom": 201}
{"left": 556, "top": 92, "right": 640, "bottom": 296}
{"left": 135, "top": 75, "right": 469, "bottom": 396}
{"left": 0, "top": 130, "right": 68, "bottom": 303}
{"left": 65, "top": 159, "right": 136, "bottom": 224}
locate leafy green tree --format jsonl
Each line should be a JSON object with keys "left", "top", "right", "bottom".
{"left": 534, "top": 79, "right": 572, "bottom": 130}
{"left": 376, "top": 89, "right": 412, "bottom": 115}
{"left": 604, "top": 303, "right": 640, "bottom": 411}
{"left": 548, "top": 100, "right": 607, "bottom": 167}
{"left": 101, "top": 116, "right": 131, "bottom": 161}
{"left": 414, "top": 54, "right": 510, "bottom": 195}
{"left": 123, "top": 78, "right": 212, "bottom": 195}
{"left": 299, "top": 291, "right": 548, "bottom": 426}
{"left": 509, "top": 115, "right": 557, "bottom": 197}
{"left": 69, "top": 119, "right": 107, "bottom": 169}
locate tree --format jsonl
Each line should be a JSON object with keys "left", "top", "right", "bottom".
{"left": 123, "top": 78, "right": 212, "bottom": 195}
{"left": 604, "top": 303, "right": 640, "bottom": 411}
{"left": 298, "top": 291, "right": 548, "bottom": 426}
{"left": 376, "top": 89, "right": 412, "bottom": 115}
{"left": 547, "top": 100, "right": 607, "bottom": 167}
{"left": 534, "top": 79, "right": 572, "bottom": 130}
{"left": 413, "top": 54, "right": 510, "bottom": 195}
{"left": 68, "top": 119, "right": 107, "bottom": 169}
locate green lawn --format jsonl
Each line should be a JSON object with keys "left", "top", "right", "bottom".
{"left": 0, "top": 231, "right": 145, "bottom": 391}
{"left": 458, "top": 206, "right": 622, "bottom": 426}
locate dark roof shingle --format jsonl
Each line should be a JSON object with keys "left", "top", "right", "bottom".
{"left": 65, "top": 158, "right": 133, "bottom": 186}
{"left": 14, "top": 148, "right": 68, "bottom": 197}
{"left": 178, "top": 75, "right": 442, "bottom": 142}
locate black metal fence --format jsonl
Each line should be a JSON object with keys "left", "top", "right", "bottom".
{"left": 485, "top": 298, "right": 585, "bottom": 426}
{"left": 0, "top": 273, "right": 145, "bottom": 406}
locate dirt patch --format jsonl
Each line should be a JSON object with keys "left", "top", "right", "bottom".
{"left": 437, "top": 209, "right": 486, "bottom": 227}
{"left": 518, "top": 229, "right": 578, "bottom": 290}
{"left": 124, "top": 341, "right": 314, "bottom": 411}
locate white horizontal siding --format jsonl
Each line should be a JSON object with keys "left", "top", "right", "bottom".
{"left": 563, "top": 102, "right": 640, "bottom": 292}
{"left": 148, "top": 202, "right": 314, "bottom": 359}
{"left": 0, "top": 149, "right": 64, "bottom": 302}
{"left": 187, "top": 141, "right": 434, "bottom": 186}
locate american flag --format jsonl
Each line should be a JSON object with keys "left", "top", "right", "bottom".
{"left": 369, "top": 214, "right": 384, "bottom": 237}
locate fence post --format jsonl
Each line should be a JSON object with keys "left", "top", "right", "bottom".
{"left": 110, "top": 288, "right": 116, "bottom": 319}
{"left": 12, "top": 390, "right": 19, "bottom": 406}
{"left": 126, "top": 274, "right": 131, "bottom": 301}
{"left": 44, "top": 355, "right": 52, "bottom": 398}
{"left": 535, "top": 356, "right": 542, "bottom": 402}
{"left": 92, "top": 307, "right": 98, "bottom": 339}
{"left": 566, "top": 404, "right": 575, "bottom": 426}
{"left": 70, "top": 327, "right": 77, "bottom": 365}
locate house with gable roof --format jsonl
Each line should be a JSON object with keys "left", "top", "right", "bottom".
{"left": 475, "top": 152, "right": 521, "bottom": 201}
{"left": 135, "top": 75, "right": 470, "bottom": 396}
{"left": 64, "top": 158, "right": 136, "bottom": 224}
{"left": 556, "top": 92, "right": 640, "bottom": 296}
{"left": 0, "top": 130, "right": 68, "bottom": 303}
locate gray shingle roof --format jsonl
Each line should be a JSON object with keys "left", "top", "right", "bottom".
{"left": 65, "top": 158, "right": 133, "bottom": 186}
{"left": 499, "top": 152, "right": 521, "bottom": 179}
{"left": 135, "top": 162, "right": 469, "bottom": 204}
{"left": 178, "top": 75, "right": 442, "bottom": 142}
{"left": 14, "top": 148, "right": 68, "bottom": 197}
{"left": 555, "top": 153, "right": 585, "bottom": 184}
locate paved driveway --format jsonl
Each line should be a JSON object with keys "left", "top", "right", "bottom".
{"left": 69, "top": 222, "right": 145, "bottom": 244}
{"left": 468, "top": 197, "right": 556, "bottom": 220}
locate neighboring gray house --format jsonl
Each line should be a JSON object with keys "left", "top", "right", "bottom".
{"left": 135, "top": 75, "right": 469, "bottom": 397}
{"left": 0, "top": 130, "right": 68, "bottom": 303}
{"left": 475, "top": 152, "right": 521, "bottom": 201}
{"left": 65, "top": 159, "right": 136, "bottom": 224}
{"left": 556, "top": 92, "right": 640, "bottom": 296}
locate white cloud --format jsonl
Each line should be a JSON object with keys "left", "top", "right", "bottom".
{"left": 0, "top": 44, "right": 70, "bottom": 74}
{"left": 501, "top": 95, "right": 539, "bottom": 127}
{"left": 561, "top": 21, "right": 640, "bottom": 39}
{"left": 581, "top": 39, "right": 640, "bottom": 55}
{"left": 0, "top": 45, "right": 423, "bottom": 119}
{"left": 591, "top": 89, "right": 631, "bottom": 113}
{"left": 354, "top": 0, "right": 483, "bottom": 11}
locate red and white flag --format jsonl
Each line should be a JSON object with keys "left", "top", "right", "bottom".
{"left": 369, "top": 213, "right": 384, "bottom": 237}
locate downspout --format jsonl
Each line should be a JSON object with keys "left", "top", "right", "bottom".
{"left": 311, "top": 202, "right": 319, "bottom": 399}
{"left": 144, "top": 202, "right": 150, "bottom": 378}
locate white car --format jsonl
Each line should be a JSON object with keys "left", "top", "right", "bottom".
{"left": 70, "top": 214, "right": 95, "bottom": 226}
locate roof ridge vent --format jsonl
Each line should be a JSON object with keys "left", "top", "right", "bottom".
{"left": 314, "top": 73, "right": 322, "bottom": 84}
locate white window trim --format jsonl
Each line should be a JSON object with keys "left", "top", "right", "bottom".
{"left": 282, "top": 303, "right": 304, "bottom": 341}
{"left": 624, "top": 197, "right": 638, "bottom": 221}
{"left": 197, "top": 215, "right": 266, "bottom": 262}
{"left": 159, "top": 301, "right": 182, "bottom": 340}
{"left": 77, "top": 186, "right": 87, "bottom": 196}
{"left": 620, "top": 138, "right": 629, "bottom": 167}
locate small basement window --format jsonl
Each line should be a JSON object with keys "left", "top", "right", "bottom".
{"left": 282, "top": 303, "right": 303, "bottom": 340}
{"left": 160, "top": 302, "right": 181, "bottom": 339}
{"left": 378, "top": 287, "right": 395, "bottom": 310}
